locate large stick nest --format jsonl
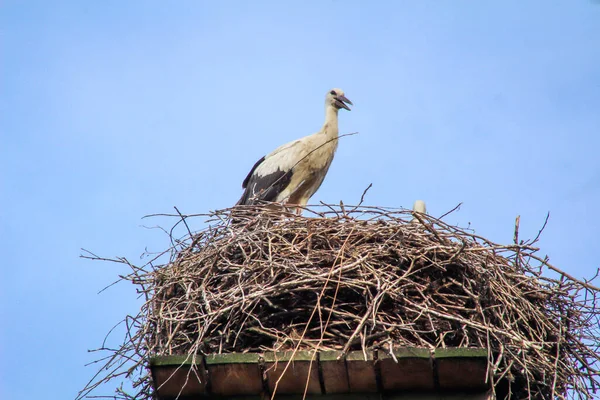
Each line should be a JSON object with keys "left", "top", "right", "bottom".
{"left": 78, "top": 205, "right": 600, "bottom": 400}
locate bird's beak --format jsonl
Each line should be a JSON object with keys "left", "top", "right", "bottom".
{"left": 334, "top": 95, "right": 353, "bottom": 111}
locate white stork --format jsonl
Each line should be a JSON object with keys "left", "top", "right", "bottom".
{"left": 412, "top": 200, "right": 427, "bottom": 214}
{"left": 411, "top": 200, "right": 427, "bottom": 224}
{"left": 237, "top": 88, "right": 352, "bottom": 213}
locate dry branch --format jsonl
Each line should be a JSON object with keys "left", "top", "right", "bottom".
{"left": 78, "top": 204, "right": 600, "bottom": 400}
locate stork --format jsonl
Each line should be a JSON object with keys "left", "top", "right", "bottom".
{"left": 412, "top": 200, "right": 427, "bottom": 214}
{"left": 237, "top": 88, "right": 352, "bottom": 213}
{"left": 411, "top": 200, "right": 427, "bottom": 224}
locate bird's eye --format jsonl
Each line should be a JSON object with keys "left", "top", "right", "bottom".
{"left": 330, "top": 90, "right": 336, "bottom": 95}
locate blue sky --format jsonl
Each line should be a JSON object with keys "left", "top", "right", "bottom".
{"left": 2, "top": 1, "right": 599, "bottom": 398}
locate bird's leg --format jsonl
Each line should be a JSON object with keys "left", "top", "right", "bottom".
{"left": 295, "top": 198, "right": 310, "bottom": 216}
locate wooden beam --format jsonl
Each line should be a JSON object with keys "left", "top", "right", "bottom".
{"left": 205, "top": 353, "right": 263, "bottom": 396}
{"left": 346, "top": 351, "right": 378, "bottom": 392}
{"left": 150, "top": 347, "right": 491, "bottom": 399}
{"left": 379, "top": 348, "right": 435, "bottom": 391}
{"left": 263, "top": 350, "right": 321, "bottom": 395}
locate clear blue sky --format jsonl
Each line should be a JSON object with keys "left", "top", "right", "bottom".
{"left": 2, "top": 1, "right": 599, "bottom": 398}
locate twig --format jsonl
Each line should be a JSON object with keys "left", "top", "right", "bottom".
{"left": 78, "top": 203, "right": 600, "bottom": 400}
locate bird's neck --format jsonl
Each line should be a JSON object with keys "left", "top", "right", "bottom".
{"left": 322, "top": 106, "right": 339, "bottom": 139}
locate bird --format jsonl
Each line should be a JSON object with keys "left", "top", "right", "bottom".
{"left": 412, "top": 200, "right": 427, "bottom": 214}
{"left": 236, "top": 88, "right": 352, "bottom": 214}
{"left": 411, "top": 200, "right": 427, "bottom": 224}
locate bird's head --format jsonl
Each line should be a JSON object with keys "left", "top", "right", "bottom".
{"left": 326, "top": 88, "right": 352, "bottom": 111}
{"left": 413, "top": 200, "right": 427, "bottom": 214}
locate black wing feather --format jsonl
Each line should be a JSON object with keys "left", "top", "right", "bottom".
{"left": 237, "top": 167, "right": 293, "bottom": 205}
{"left": 242, "top": 156, "right": 266, "bottom": 188}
